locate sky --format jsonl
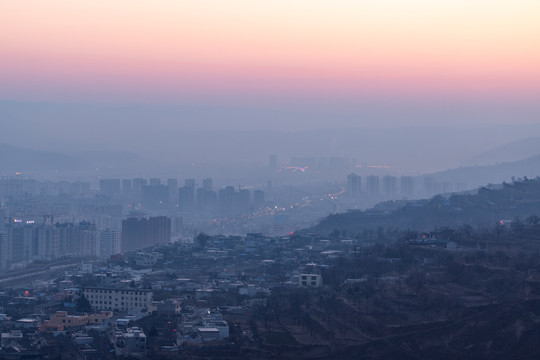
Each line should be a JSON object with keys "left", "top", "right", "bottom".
{"left": 1, "top": 0, "right": 540, "bottom": 128}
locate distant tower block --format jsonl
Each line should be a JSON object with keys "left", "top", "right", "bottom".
{"left": 167, "top": 179, "right": 178, "bottom": 203}
{"left": 121, "top": 216, "right": 171, "bottom": 252}
{"left": 366, "top": 175, "right": 380, "bottom": 197}
{"left": 400, "top": 176, "right": 415, "bottom": 199}
{"left": 253, "top": 190, "right": 265, "bottom": 209}
{"left": 383, "top": 175, "right": 397, "bottom": 198}
{"left": 122, "top": 179, "right": 132, "bottom": 196}
{"left": 100, "top": 179, "right": 121, "bottom": 197}
{"left": 202, "top": 178, "right": 213, "bottom": 191}
{"left": 347, "top": 173, "right": 361, "bottom": 197}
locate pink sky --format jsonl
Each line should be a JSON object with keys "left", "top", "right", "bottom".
{"left": 1, "top": 0, "right": 539, "bottom": 104}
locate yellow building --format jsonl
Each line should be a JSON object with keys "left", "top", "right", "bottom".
{"left": 47, "top": 311, "right": 88, "bottom": 328}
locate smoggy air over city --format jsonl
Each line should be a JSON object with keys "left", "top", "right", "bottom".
{"left": 1, "top": 1, "right": 540, "bottom": 359}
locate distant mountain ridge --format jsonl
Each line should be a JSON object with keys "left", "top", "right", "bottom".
{"left": 422, "top": 153, "right": 540, "bottom": 190}
{"left": 3, "top": 99, "right": 540, "bottom": 174}
{"left": 305, "top": 178, "right": 540, "bottom": 236}
{"left": 0, "top": 143, "right": 78, "bottom": 172}
{"left": 463, "top": 137, "right": 540, "bottom": 166}
{"left": 0, "top": 142, "right": 157, "bottom": 175}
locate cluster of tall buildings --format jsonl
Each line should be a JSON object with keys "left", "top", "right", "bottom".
{"left": 0, "top": 215, "right": 174, "bottom": 270}
{"left": 0, "top": 175, "right": 271, "bottom": 270}
{"left": 177, "top": 181, "right": 265, "bottom": 215}
{"left": 100, "top": 178, "right": 178, "bottom": 207}
{"left": 0, "top": 177, "right": 92, "bottom": 199}
{"left": 346, "top": 174, "right": 467, "bottom": 201}
{"left": 0, "top": 219, "right": 120, "bottom": 270}
{"left": 347, "top": 174, "right": 416, "bottom": 200}
{"left": 100, "top": 177, "right": 265, "bottom": 215}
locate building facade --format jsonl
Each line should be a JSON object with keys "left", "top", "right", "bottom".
{"left": 83, "top": 287, "right": 153, "bottom": 313}
{"left": 121, "top": 216, "right": 171, "bottom": 252}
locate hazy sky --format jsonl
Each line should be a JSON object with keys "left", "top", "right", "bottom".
{"left": 1, "top": 1, "right": 540, "bottom": 128}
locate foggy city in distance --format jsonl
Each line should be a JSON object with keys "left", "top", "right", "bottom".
{"left": 1, "top": 1, "right": 540, "bottom": 359}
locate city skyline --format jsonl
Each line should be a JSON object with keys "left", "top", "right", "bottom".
{"left": 2, "top": 3, "right": 540, "bottom": 358}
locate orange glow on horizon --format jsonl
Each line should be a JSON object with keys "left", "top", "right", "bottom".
{"left": 1, "top": 0, "right": 539, "bottom": 102}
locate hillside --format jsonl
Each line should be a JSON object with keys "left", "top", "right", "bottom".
{"left": 4, "top": 100, "right": 540, "bottom": 174}
{"left": 422, "top": 153, "right": 540, "bottom": 189}
{"left": 463, "top": 137, "right": 540, "bottom": 166}
{"left": 0, "top": 143, "right": 78, "bottom": 172}
{"left": 0, "top": 142, "right": 158, "bottom": 176}
{"left": 307, "top": 178, "right": 540, "bottom": 236}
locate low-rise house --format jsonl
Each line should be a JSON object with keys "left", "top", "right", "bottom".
{"left": 44, "top": 311, "right": 88, "bottom": 329}
{"left": 1, "top": 330, "right": 23, "bottom": 347}
{"left": 299, "top": 274, "right": 322, "bottom": 287}
{"left": 88, "top": 311, "right": 113, "bottom": 325}
{"left": 111, "top": 326, "right": 147, "bottom": 357}
{"left": 195, "top": 288, "right": 215, "bottom": 300}
{"left": 239, "top": 284, "right": 268, "bottom": 297}
{"left": 15, "top": 318, "right": 40, "bottom": 329}
{"left": 197, "top": 327, "right": 220, "bottom": 342}
{"left": 40, "top": 321, "right": 65, "bottom": 333}
{"left": 134, "top": 252, "right": 162, "bottom": 267}
{"left": 202, "top": 320, "right": 229, "bottom": 338}
{"left": 156, "top": 299, "right": 182, "bottom": 315}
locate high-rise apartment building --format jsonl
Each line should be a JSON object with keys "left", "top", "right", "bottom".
{"left": 202, "top": 178, "right": 213, "bottom": 191}
{"left": 178, "top": 180, "right": 196, "bottom": 210}
{"left": 253, "top": 190, "right": 265, "bottom": 209}
{"left": 383, "top": 176, "right": 397, "bottom": 198}
{"left": 76, "top": 222, "right": 97, "bottom": 257}
{"left": 142, "top": 184, "right": 168, "bottom": 209}
{"left": 0, "top": 231, "right": 7, "bottom": 270}
{"left": 218, "top": 186, "right": 235, "bottom": 215}
{"left": 100, "top": 179, "right": 121, "bottom": 197}
{"left": 122, "top": 179, "right": 132, "bottom": 197}
{"left": 237, "top": 189, "right": 251, "bottom": 213}
{"left": 121, "top": 216, "right": 171, "bottom": 252}
{"left": 347, "top": 173, "right": 361, "bottom": 197}
{"left": 366, "top": 176, "right": 380, "bottom": 197}
{"left": 400, "top": 176, "right": 415, "bottom": 199}
{"left": 167, "top": 179, "right": 178, "bottom": 204}
{"left": 132, "top": 178, "right": 147, "bottom": 201}
{"left": 100, "top": 229, "right": 121, "bottom": 258}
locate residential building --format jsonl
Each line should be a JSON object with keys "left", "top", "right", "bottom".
{"left": 46, "top": 311, "right": 88, "bottom": 328}
{"left": 111, "top": 326, "right": 147, "bottom": 357}
{"left": 121, "top": 216, "right": 171, "bottom": 252}
{"left": 299, "top": 274, "right": 322, "bottom": 287}
{"left": 83, "top": 287, "right": 153, "bottom": 312}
